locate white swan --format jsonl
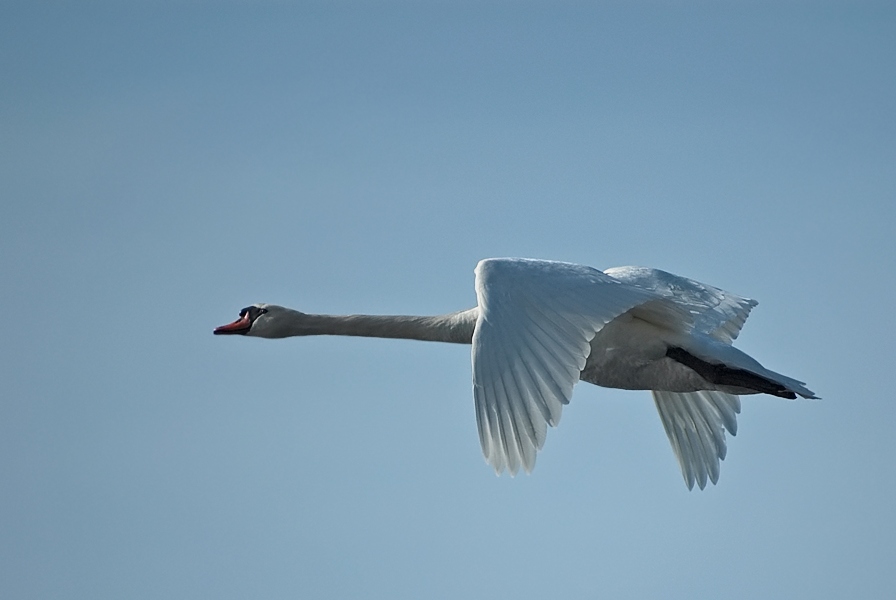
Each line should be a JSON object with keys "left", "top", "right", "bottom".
{"left": 214, "top": 258, "right": 815, "bottom": 489}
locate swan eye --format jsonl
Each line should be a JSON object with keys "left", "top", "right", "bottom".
{"left": 240, "top": 306, "right": 267, "bottom": 323}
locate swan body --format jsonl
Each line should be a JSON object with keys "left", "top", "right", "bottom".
{"left": 215, "top": 258, "right": 815, "bottom": 489}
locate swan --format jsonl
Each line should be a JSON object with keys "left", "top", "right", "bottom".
{"left": 214, "top": 258, "right": 816, "bottom": 489}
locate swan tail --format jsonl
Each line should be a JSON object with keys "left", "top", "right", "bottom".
{"left": 665, "top": 347, "right": 793, "bottom": 398}
{"left": 666, "top": 345, "right": 817, "bottom": 400}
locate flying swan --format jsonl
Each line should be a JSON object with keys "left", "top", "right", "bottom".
{"left": 214, "top": 258, "right": 815, "bottom": 489}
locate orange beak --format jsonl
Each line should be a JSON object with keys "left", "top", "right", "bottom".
{"left": 214, "top": 314, "right": 252, "bottom": 335}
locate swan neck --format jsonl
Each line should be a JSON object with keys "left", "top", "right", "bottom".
{"left": 291, "top": 309, "right": 477, "bottom": 344}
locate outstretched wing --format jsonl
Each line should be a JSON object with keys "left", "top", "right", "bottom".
{"left": 652, "top": 390, "right": 741, "bottom": 490}
{"left": 604, "top": 267, "right": 755, "bottom": 488}
{"left": 604, "top": 266, "right": 757, "bottom": 344}
{"left": 472, "top": 258, "right": 682, "bottom": 475}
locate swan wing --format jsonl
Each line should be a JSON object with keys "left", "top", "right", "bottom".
{"left": 604, "top": 266, "right": 757, "bottom": 344}
{"left": 472, "top": 258, "right": 677, "bottom": 475}
{"left": 652, "top": 390, "right": 741, "bottom": 490}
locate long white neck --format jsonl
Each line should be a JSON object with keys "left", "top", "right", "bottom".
{"left": 258, "top": 307, "right": 478, "bottom": 344}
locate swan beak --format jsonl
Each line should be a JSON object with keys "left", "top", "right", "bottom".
{"left": 214, "top": 314, "right": 252, "bottom": 335}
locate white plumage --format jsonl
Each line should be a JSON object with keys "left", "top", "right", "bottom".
{"left": 215, "top": 257, "right": 816, "bottom": 489}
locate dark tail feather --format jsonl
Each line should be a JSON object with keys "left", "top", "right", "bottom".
{"left": 666, "top": 347, "right": 797, "bottom": 399}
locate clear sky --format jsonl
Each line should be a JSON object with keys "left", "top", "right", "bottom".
{"left": 2, "top": 2, "right": 894, "bottom": 598}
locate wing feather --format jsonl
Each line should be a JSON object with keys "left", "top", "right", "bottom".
{"left": 472, "top": 258, "right": 666, "bottom": 474}
{"left": 604, "top": 266, "right": 757, "bottom": 344}
{"left": 497, "top": 351, "right": 539, "bottom": 455}
{"left": 498, "top": 307, "right": 572, "bottom": 431}
{"left": 652, "top": 389, "right": 741, "bottom": 489}
{"left": 502, "top": 334, "right": 551, "bottom": 446}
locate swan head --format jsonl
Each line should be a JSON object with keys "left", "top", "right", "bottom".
{"left": 214, "top": 304, "right": 300, "bottom": 338}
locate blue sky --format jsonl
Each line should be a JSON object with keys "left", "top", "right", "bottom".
{"left": 2, "top": 2, "right": 894, "bottom": 598}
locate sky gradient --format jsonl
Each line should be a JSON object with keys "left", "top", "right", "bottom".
{"left": 2, "top": 2, "right": 895, "bottom": 598}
